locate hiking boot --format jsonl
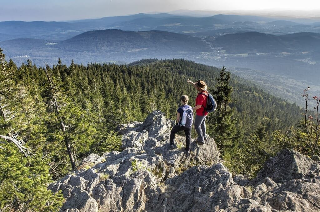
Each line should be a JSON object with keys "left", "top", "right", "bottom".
{"left": 196, "top": 138, "right": 204, "bottom": 145}
{"left": 197, "top": 140, "right": 204, "bottom": 145}
{"left": 170, "top": 144, "right": 177, "bottom": 149}
{"left": 184, "top": 148, "right": 191, "bottom": 156}
{"left": 204, "top": 135, "right": 208, "bottom": 141}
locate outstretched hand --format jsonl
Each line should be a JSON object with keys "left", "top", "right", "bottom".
{"left": 188, "top": 79, "right": 198, "bottom": 89}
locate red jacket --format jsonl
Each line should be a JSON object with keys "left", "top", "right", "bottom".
{"left": 195, "top": 91, "right": 208, "bottom": 116}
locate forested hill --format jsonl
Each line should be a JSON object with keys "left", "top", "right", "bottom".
{"left": 59, "top": 29, "right": 210, "bottom": 52}
{"left": 128, "top": 59, "right": 301, "bottom": 131}
{"left": 1, "top": 56, "right": 307, "bottom": 210}
{"left": 1, "top": 58, "right": 301, "bottom": 170}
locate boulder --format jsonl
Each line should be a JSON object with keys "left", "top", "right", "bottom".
{"left": 256, "top": 148, "right": 320, "bottom": 183}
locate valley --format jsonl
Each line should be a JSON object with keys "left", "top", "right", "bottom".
{"left": 1, "top": 13, "right": 320, "bottom": 106}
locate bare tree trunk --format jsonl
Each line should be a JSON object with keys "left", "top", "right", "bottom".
{"left": 64, "top": 137, "right": 76, "bottom": 170}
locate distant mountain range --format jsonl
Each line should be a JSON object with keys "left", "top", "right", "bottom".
{"left": 59, "top": 29, "right": 210, "bottom": 53}
{"left": 210, "top": 32, "right": 320, "bottom": 53}
{"left": 1, "top": 13, "right": 320, "bottom": 42}
{"left": 1, "top": 13, "right": 320, "bottom": 106}
{"left": 2, "top": 29, "right": 319, "bottom": 82}
{"left": 0, "top": 29, "right": 212, "bottom": 65}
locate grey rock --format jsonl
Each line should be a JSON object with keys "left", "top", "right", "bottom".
{"left": 50, "top": 111, "right": 320, "bottom": 212}
{"left": 256, "top": 148, "right": 320, "bottom": 183}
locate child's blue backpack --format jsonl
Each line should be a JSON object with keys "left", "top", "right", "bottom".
{"left": 180, "top": 105, "right": 193, "bottom": 128}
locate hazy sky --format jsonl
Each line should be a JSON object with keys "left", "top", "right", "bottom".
{"left": 1, "top": 0, "right": 320, "bottom": 21}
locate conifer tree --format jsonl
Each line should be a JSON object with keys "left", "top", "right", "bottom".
{"left": 0, "top": 50, "right": 64, "bottom": 211}
{"left": 211, "top": 67, "right": 238, "bottom": 152}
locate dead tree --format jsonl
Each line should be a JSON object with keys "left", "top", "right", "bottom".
{"left": 0, "top": 135, "right": 30, "bottom": 157}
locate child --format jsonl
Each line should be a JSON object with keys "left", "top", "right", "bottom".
{"left": 169, "top": 95, "right": 193, "bottom": 153}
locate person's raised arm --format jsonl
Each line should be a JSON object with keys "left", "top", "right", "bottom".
{"left": 187, "top": 79, "right": 197, "bottom": 89}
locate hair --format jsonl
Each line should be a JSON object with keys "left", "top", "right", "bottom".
{"left": 196, "top": 80, "right": 207, "bottom": 91}
{"left": 180, "top": 95, "right": 189, "bottom": 104}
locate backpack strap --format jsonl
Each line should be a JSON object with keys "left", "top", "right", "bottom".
{"left": 197, "top": 92, "right": 208, "bottom": 101}
{"left": 198, "top": 92, "right": 208, "bottom": 115}
{"left": 200, "top": 92, "right": 208, "bottom": 96}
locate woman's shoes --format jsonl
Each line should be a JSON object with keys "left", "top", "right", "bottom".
{"left": 196, "top": 139, "right": 204, "bottom": 145}
{"left": 170, "top": 143, "right": 177, "bottom": 149}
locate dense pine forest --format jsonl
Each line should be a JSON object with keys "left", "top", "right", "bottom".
{"left": 1, "top": 48, "right": 319, "bottom": 211}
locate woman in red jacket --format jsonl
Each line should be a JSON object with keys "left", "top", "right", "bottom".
{"left": 187, "top": 79, "right": 208, "bottom": 144}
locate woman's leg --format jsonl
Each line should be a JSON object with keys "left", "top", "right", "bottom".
{"left": 194, "top": 115, "right": 206, "bottom": 142}
{"left": 200, "top": 116, "right": 206, "bottom": 140}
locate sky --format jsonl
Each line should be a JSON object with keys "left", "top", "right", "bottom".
{"left": 1, "top": 0, "right": 320, "bottom": 21}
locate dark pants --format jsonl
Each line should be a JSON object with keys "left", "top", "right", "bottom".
{"left": 194, "top": 115, "right": 206, "bottom": 142}
{"left": 170, "top": 125, "right": 191, "bottom": 151}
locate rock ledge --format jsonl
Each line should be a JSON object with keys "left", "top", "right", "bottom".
{"left": 50, "top": 111, "right": 320, "bottom": 212}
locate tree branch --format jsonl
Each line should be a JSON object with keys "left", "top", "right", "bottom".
{"left": 0, "top": 135, "right": 30, "bottom": 157}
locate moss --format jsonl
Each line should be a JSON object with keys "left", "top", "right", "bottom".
{"left": 152, "top": 163, "right": 165, "bottom": 179}
{"left": 131, "top": 159, "right": 138, "bottom": 172}
{"left": 100, "top": 173, "right": 110, "bottom": 181}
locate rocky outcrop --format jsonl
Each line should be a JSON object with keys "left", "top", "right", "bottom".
{"left": 252, "top": 149, "right": 320, "bottom": 211}
{"left": 49, "top": 111, "right": 320, "bottom": 212}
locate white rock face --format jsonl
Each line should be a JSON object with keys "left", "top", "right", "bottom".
{"left": 49, "top": 111, "right": 320, "bottom": 212}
